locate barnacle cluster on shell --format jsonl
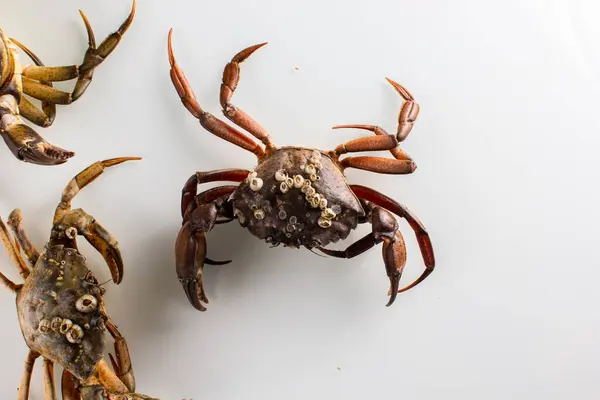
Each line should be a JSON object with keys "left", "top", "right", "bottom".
{"left": 273, "top": 151, "right": 338, "bottom": 229}
{"left": 37, "top": 293, "right": 99, "bottom": 344}
{"left": 38, "top": 316, "right": 85, "bottom": 344}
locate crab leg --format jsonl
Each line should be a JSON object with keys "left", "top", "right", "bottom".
{"left": 20, "top": 1, "right": 136, "bottom": 102}
{"left": 52, "top": 157, "right": 140, "bottom": 284}
{"left": 181, "top": 168, "right": 250, "bottom": 217}
{"left": 7, "top": 209, "right": 39, "bottom": 266}
{"left": 82, "top": 360, "right": 160, "bottom": 399}
{"left": 220, "top": 42, "right": 275, "bottom": 150}
{"left": 333, "top": 124, "right": 413, "bottom": 161}
{"left": 350, "top": 185, "right": 435, "bottom": 294}
{"left": 43, "top": 359, "right": 57, "bottom": 400}
{"left": 86, "top": 360, "right": 129, "bottom": 394}
{"left": 18, "top": 97, "right": 55, "bottom": 128}
{"left": 176, "top": 187, "right": 236, "bottom": 311}
{"left": 341, "top": 156, "right": 416, "bottom": 175}
{"left": 61, "top": 370, "right": 79, "bottom": 400}
{"left": 9, "top": 38, "right": 57, "bottom": 127}
{"left": 0, "top": 95, "right": 74, "bottom": 165}
{"left": 17, "top": 350, "right": 40, "bottom": 400}
{"left": 106, "top": 320, "right": 135, "bottom": 392}
{"left": 51, "top": 208, "right": 125, "bottom": 284}
{"left": 168, "top": 30, "right": 265, "bottom": 158}
{"left": 0, "top": 217, "right": 29, "bottom": 280}
{"left": 54, "top": 157, "right": 140, "bottom": 223}
{"left": 319, "top": 203, "right": 408, "bottom": 306}
{"left": 334, "top": 78, "right": 419, "bottom": 142}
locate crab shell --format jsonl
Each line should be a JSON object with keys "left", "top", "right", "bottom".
{"left": 16, "top": 245, "right": 108, "bottom": 381}
{"left": 230, "top": 147, "right": 365, "bottom": 248}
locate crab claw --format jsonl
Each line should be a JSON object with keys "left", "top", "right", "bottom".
{"left": 382, "top": 231, "right": 407, "bottom": 307}
{"left": 83, "top": 219, "right": 124, "bottom": 285}
{"left": 175, "top": 221, "right": 209, "bottom": 311}
{"left": 1, "top": 120, "right": 74, "bottom": 165}
{"left": 106, "top": 320, "right": 135, "bottom": 392}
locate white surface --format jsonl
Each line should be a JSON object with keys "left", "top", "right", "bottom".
{"left": 1, "top": 0, "right": 599, "bottom": 398}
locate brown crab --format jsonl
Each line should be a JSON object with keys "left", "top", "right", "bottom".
{"left": 168, "top": 30, "right": 436, "bottom": 312}
{"left": 0, "top": 1, "right": 135, "bottom": 165}
{"left": 0, "top": 157, "right": 159, "bottom": 399}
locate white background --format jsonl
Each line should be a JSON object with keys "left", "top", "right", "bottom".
{"left": 1, "top": 0, "right": 599, "bottom": 399}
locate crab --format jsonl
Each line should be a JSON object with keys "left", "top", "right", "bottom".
{"left": 0, "top": 1, "right": 135, "bottom": 166}
{"left": 168, "top": 30, "right": 436, "bottom": 312}
{"left": 0, "top": 157, "right": 159, "bottom": 399}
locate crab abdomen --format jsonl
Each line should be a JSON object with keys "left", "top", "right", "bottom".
{"left": 17, "top": 245, "right": 108, "bottom": 381}
{"left": 230, "top": 147, "right": 365, "bottom": 248}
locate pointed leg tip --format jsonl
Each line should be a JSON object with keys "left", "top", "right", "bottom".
{"left": 385, "top": 295, "right": 397, "bottom": 307}
{"left": 385, "top": 293, "right": 396, "bottom": 307}
{"left": 101, "top": 156, "right": 141, "bottom": 168}
{"left": 233, "top": 42, "right": 268, "bottom": 63}
{"left": 167, "top": 30, "right": 176, "bottom": 66}
{"left": 7, "top": 209, "right": 22, "bottom": 226}
{"left": 385, "top": 78, "right": 414, "bottom": 100}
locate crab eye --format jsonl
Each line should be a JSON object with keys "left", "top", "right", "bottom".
{"left": 76, "top": 294, "right": 98, "bottom": 313}
{"left": 66, "top": 324, "right": 84, "bottom": 344}
{"left": 60, "top": 319, "right": 73, "bottom": 334}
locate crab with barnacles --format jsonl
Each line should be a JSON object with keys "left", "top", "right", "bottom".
{"left": 168, "top": 30, "right": 435, "bottom": 312}
{"left": 0, "top": 1, "right": 135, "bottom": 165}
{"left": 0, "top": 157, "right": 159, "bottom": 399}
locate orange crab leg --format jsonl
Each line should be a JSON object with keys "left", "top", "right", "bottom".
{"left": 0, "top": 217, "right": 29, "bottom": 280}
{"left": 332, "top": 78, "right": 420, "bottom": 168}
{"left": 341, "top": 156, "right": 416, "bottom": 175}
{"left": 43, "top": 359, "right": 57, "bottom": 400}
{"left": 61, "top": 370, "right": 79, "bottom": 400}
{"left": 8, "top": 209, "right": 39, "bottom": 266}
{"left": 220, "top": 42, "right": 275, "bottom": 150}
{"left": 52, "top": 157, "right": 140, "bottom": 284}
{"left": 17, "top": 350, "right": 40, "bottom": 400}
{"left": 168, "top": 29, "right": 265, "bottom": 158}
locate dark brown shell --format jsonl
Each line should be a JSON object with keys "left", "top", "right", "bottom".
{"left": 16, "top": 245, "right": 107, "bottom": 381}
{"left": 230, "top": 147, "right": 364, "bottom": 248}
